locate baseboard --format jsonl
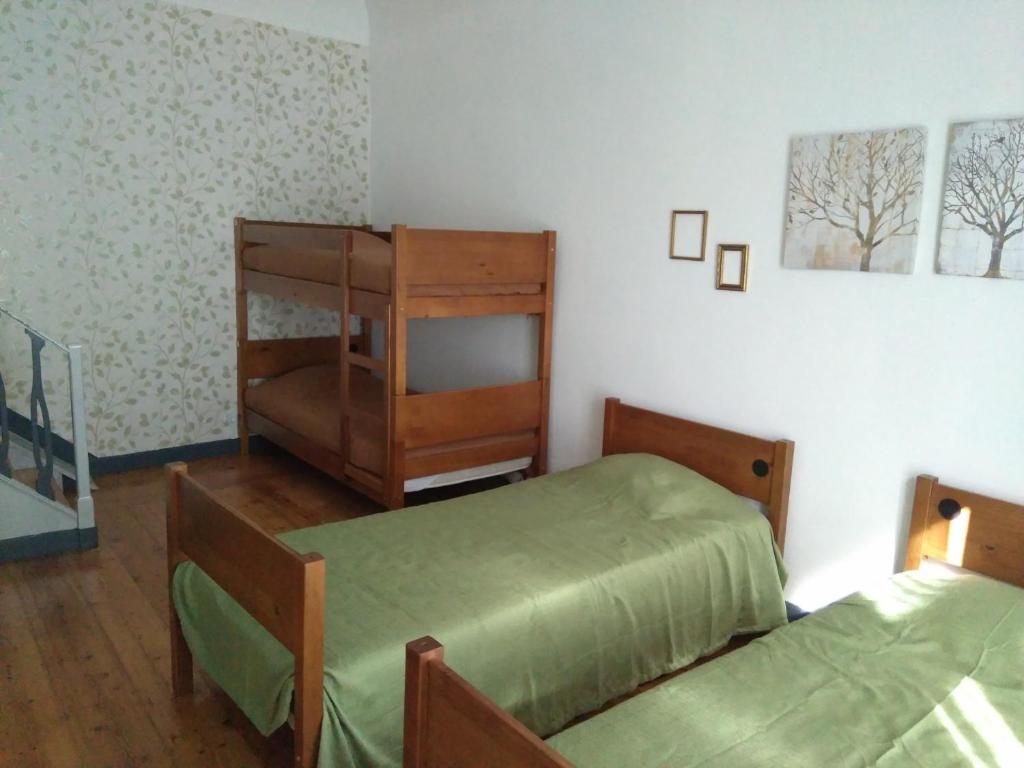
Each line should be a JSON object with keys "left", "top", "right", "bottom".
{"left": 0, "top": 526, "right": 99, "bottom": 563}
{"left": 91, "top": 436, "right": 270, "bottom": 476}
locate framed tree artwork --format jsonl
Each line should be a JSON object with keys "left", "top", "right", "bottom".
{"left": 938, "top": 117, "right": 1024, "bottom": 280}
{"left": 783, "top": 126, "right": 926, "bottom": 274}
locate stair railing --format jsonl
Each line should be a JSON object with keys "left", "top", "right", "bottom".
{"left": 0, "top": 305, "right": 95, "bottom": 531}
{"left": 0, "top": 367, "right": 10, "bottom": 478}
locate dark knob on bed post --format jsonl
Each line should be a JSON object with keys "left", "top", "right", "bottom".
{"left": 751, "top": 459, "right": 770, "bottom": 478}
{"left": 938, "top": 498, "right": 962, "bottom": 521}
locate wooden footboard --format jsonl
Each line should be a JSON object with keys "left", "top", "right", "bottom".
{"left": 166, "top": 463, "right": 326, "bottom": 768}
{"left": 603, "top": 398, "right": 795, "bottom": 551}
{"left": 404, "top": 637, "right": 572, "bottom": 768}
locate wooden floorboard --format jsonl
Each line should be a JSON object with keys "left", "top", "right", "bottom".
{"left": 0, "top": 452, "right": 378, "bottom": 768}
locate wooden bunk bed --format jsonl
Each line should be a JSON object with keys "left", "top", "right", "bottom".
{"left": 234, "top": 218, "right": 556, "bottom": 509}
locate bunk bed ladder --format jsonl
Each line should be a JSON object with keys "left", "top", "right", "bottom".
{"left": 340, "top": 229, "right": 393, "bottom": 505}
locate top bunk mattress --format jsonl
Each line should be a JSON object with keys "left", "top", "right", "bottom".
{"left": 172, "top": 453, "right": 788, "bottom": 768}
{"left": 548, "top": 567, "right": 1024, "bottom": 767}
{"left": 242, "top": 229, "right": 392, "bottom": 293}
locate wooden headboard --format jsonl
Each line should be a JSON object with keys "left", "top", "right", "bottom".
{"left": 602, "top": 398, "right": 795, "bottom": 552}
{"left": 904, "top": 474, "right": 1024, "bottom": 588}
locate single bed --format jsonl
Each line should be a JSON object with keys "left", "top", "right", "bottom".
{"left": 235, "top": 219, "right": 557, "bottom": 509}
{"left": 166, "top": 398, "right": 795, "bottom": 768}
{"left": 404, "top": 474, "right": 1024, "bottom": 768}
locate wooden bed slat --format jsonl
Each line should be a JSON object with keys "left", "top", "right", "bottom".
{"left": 905, "top": 475, "right": 1024, "bottom": 588}
{"left": 348, "top": 351, "right": 385, "bottom": 373}
{"left": 241, "top": 219, "right": 364, "bottom": 250}
{"left": 246, "top": 410, "right": 347, "bottom": 477}
{"left": 242, "top": 336, "right": 340, "bottom": 380}
{"left": 407, "top": 283, "right": 542, "bottom": 297}
{"left": 405, "top": 431, "right": 539, "bottom": 480}
{"left": 403, "top": 230, "right": 549, "bottom": 286}
{"left": 406, "top": 293, "right": 546, "bottom": 319}
{"left": 243, "top": 270, "right": 344, "bottom": 311}
{"left": 397, "top": 381, "right": 542, "bottom": 450}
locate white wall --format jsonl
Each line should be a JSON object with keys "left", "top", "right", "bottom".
{"left": 171, "top": 0, "right": 369, "bottom": 45}
{"left": 367, "top": 0, "right": 1024, "bottom": 608}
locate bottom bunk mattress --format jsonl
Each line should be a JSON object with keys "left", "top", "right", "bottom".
{"left": 547, "top": 566, "right": 1024, "bottom": 767}
{"left": 172, "top": 452, "right": 788, "bottom": 768}
{"left": 244, "top": 364, "right": 531, "bottom": 491}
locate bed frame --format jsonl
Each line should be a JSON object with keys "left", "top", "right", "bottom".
{"left": 166, "top": 397, "right": 795, "bottom": 768}
{"left": 235, "top": 218, "right": 557, "bottom": 509}
{"left": 905, "top": 474, "right": 1024, "bottom": 588}
{"left": 402, "top": 474, "right": 1023, "bottom": 768}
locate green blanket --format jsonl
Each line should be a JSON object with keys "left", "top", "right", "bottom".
{"left": 549, "top": 567, "right": 1024, "bottom": 767}
{"left": 172, "top": 453, "right": 787, "bottom": 768}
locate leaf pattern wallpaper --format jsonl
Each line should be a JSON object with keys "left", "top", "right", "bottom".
{"left": 0, "top": 0, "right": 369, "bottom": 456}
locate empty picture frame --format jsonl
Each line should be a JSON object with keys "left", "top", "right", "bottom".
{"left": 670, "top": 210, "right": 708, "bottom": 261}
{"left": 716, "top": 244, "right": 749, "bottom": 291}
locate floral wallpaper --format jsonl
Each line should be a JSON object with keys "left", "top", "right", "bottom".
{"left": 0, "top": 0, "right": 369, "bottom": 456}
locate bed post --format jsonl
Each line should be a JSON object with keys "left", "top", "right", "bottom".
{"left": 767, "top": 439, "right": 795, "bottom": 553}
{"left": 904, "top": 474, "right": 938, "bottom": 572}
{"left": 601, "top": 397, "right": 621, "bottom": 456}
{"left": 294, "top": 554, "right": 326, "bottom": 768}
{"left": 340, "top": 230, "right": 353, "bottom": 473}
{"left": 531, "top": 230, "right": 557, "bottom": 478}
{"left": 386, "top": 225, "right": 409, "bottom": 509}
{"left": 404, "top": 636, "right": 444, "bottom": 768}
{"left": 234, "top": 217, "right": 250, "bottom": 455}
{"left": 403, "top": 637, "right": 574, "bottom": 768}
{"left": 165, "top": 462, "right": 194, "bottom": 696}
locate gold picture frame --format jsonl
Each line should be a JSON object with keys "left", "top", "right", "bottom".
{"left": 716, "top": 244, "right": 749, "bottom": 291}
{"left": 669, "top": 210, "right": 708, "bottom": 261}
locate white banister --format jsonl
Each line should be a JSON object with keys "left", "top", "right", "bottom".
{"left": 67, "top": 344, "right": 94, "bottom": 530}
{"left": 0, "top": 303, "right": 95, "bottom": 544}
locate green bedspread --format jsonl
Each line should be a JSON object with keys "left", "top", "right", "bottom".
{"left": 172, "top": 453, "right": 787, "bottom": 768}
{"left": 549, "top": 567, "right": 1024, "bottom": 767}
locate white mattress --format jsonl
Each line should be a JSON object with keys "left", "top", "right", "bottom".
{"left": 402, "top": 456, "right": 532, "bottom": 493}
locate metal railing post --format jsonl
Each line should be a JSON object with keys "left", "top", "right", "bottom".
{"left": 0, "top": 369, "right": 10, "bottom": 478}
{"left": 27, "top": 330, "right": 56, "bottom": 500}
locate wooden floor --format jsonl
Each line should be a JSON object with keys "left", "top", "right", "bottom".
{"left": 0, "top": 452, "right": 385, "bottom": 768}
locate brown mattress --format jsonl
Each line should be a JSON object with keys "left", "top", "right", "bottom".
{"left": 245, "top": 365, "right": 385, "bottom": 473}
{"left": 242, "top": 230, "right": 392, "bottom": 293}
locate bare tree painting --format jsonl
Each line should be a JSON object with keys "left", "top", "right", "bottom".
{"left": 783, "top": 127, "right": 926, "bottom": 274}
{"left": 938, "top": 118, "right": 1024, "bottom": 280}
